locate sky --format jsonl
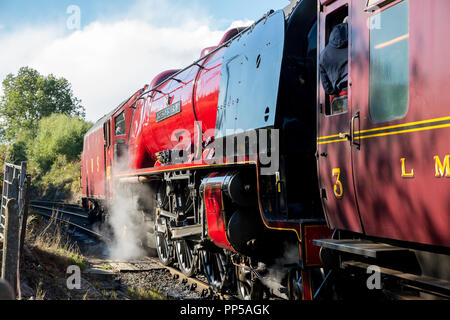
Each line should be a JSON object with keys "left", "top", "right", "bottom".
{"left": 0, "top": 0, "right": 289, "bottom": 122}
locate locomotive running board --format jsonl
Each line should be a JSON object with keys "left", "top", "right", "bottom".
{"left": 313, "top": 239, "right": 410, "bottom": 258}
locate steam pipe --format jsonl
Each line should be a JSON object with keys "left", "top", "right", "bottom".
{"left": 118, "top": 176, "right": 154, "bottom": 184}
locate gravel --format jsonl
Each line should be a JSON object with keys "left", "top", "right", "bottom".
{"left": 115, "top": 269, "right": 206, "bottom": 300}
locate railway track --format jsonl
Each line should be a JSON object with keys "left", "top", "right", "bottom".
{"left": 30, "top": 200, "right": 106, "bottom": 240}
{"left": 29, "top": 200, "right": 234, "bottom": 300}
{"left": 160, "top": 260, "right": 234, "bottom": 300}
{"left": 102, "top": 256, "right": 232, "bottom": 299}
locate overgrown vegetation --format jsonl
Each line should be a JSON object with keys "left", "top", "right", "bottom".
{"left": 26, "top": 215, "right": 86, "bottom": 271}
{"left": 27, "top": 114, "right": 92, "bottom": 201}
{"left": 19, "top": 215, "right": 90, "bottom": 300}
{"left": 0, "top": 67, "right": 92, "bottom": 201}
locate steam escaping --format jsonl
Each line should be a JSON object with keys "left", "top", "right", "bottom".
{"left": 260, "top": 243, "right": 300, "bottom": 297}
{"left": 104, "top": 157, "right": 154, "bottom": 261}
{"left": 106, "top": 187, "right": 146, "bottom": 260}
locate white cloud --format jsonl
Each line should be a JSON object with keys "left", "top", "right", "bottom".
{"left": 0, "top": 1, "right": 247, "bottom": 122}
{"left": 229, "top": 20, "right": 254, "bottom": 29}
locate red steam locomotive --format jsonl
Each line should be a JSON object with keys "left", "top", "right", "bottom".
{"left": 81, "top": 0, "right": 449, "bottom": 300}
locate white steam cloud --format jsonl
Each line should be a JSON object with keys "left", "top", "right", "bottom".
{"left": 260, "top": 243, "right": 300, "bottom": 297}
{"left": 105, "top": 156, "right": 154, "bottom": 261}
{"left": 107, "top": 186, "right": 147, "bottom": 260}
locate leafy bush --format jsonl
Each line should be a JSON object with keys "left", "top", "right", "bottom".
{"left": 29, "top": 155, "right": 83, "bottom": 201}
{"left": 1, "top": 114, "right": 92, "bottom": 201}
{"left": 29, "top": 114, "right": 92, "bottom": 172}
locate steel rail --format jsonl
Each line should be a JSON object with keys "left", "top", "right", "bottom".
{"left": 30, "top": 205, "right": 106, "bottom": 240}
{"left": 31, "top": 200, "right": 82, "bottom": 209}
{"left": 30, "top": 204, "right": 88, "bottom": 219}
{"left": 144, "top": 257, "right": 235, "bottom": 300}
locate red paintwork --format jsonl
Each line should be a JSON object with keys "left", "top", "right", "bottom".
{"left": 301, "top": 270, "right": 313, "bottom": 300}
{"left": 81, "top": 87, "right": 147, "bottom": 200}
{"left": 303, "top": 225, "right": 333, "bottom": 266}
{"left": 81, "top": 124, "right": 105, "bottom": 199}
{"left": 318, "top": 0, "right": 450, "bottom": 247}
{"left": 127, "top": 28, "right": 245, "bottom": 170}
{"left": 150, "top": 70, "right": 180, "bottom": 89}
{"left": 136, "top": 50, "right": 224, "bottom": 167}
{"left": 202, "top": 173, "right": 234, "bottom": 251}
{"left": 130, "top": 38, "right": 230, "bottom": 169}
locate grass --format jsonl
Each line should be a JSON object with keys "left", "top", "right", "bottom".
{"left": 27, "top": 213, "right": 86, "bottom": 271}
{"left": 125, "top": 287, "right": 165, "bottom": 300}
{"left": 101, "top": 264, "right": 113, "bottom": 270}
{"left": 20, "top": 214, "right": 91, "bottom": 300}
{"left": 57, "top": 248, "right": 86, "bottom": 270}
{"left": 35, "top": 279, "right": 46, "bottom": 300}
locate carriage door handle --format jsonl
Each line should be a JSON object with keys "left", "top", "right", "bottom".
{"left": 338, "top": 132, "right": 351, "bottom": 141}
{"left": 351, "top": 111, "right": 360, "bottom": 150}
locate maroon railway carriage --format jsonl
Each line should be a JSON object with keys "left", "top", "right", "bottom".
{"left": 81, "top": 86, "right": 147, "bottom": 215}
{"left": 314, "top": 0, "right": 450, "bottom": 299}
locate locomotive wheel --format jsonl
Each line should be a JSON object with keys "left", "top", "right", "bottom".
{"left": 200, "top": 250, "right": 229, "bottom": 292}
{"left": 235, "top": 265, "right": 264, "bottom": 300}
{"left": 155, "top": 232, "right": 173, "bottom": 266}
{"left": 175, "top": 240, "right": 197, "bottom": 277}
{"left": 287, "top": 268, "right": 303, "bottom": 300}
{"left": 155, "top": 183, "right": 174, "bottom": 265}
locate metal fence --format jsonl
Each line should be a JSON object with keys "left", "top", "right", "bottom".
{"left": 0, "top": 162, "right": 30, "bottom": 298}
{"left": 1, "top": 163, "right": 26, "bottom": 238}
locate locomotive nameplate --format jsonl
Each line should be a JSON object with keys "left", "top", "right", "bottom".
{"left": 156, "top": 101, "right": 181, "bottom": 122}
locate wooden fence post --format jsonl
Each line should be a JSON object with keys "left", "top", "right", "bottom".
{"left": 1, "top": 199, "right": 20, "bottom": 297}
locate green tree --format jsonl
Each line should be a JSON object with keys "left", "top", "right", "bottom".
{"left": 29, "top": 114, "right": 92, "bottom": 172}
{"left": 4, "top": 128, "right": 34, "bottom": 164}
{"left": 0, "top": 67, "right": 85, "bottom": 141}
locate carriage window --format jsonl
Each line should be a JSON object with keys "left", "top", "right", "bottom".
{"left": 369, "top": 0, "right": 409, "bottom": 123}
{"left": 114, "top": 111, "right": 126, "bottom": 136}
{"left": 103, "top": 120, "right": 112, "bottom": 147}
{"left": 323, "top": 5, "right": 348, "bottom": 116}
